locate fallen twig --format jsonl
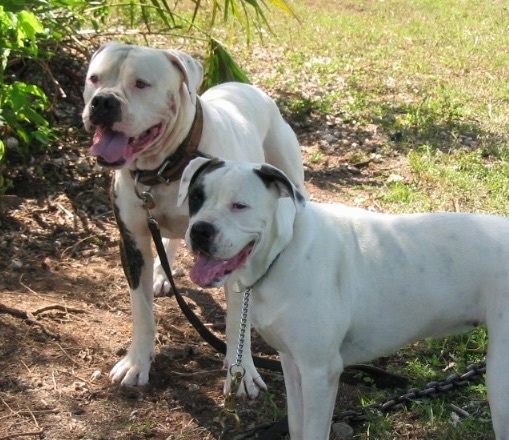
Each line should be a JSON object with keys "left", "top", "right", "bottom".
{"left": 18, "top": 276, "right": 44, "bottom": 299}
{"left": 0, "top": 303, "right": 59, "bottom": 339}
{"left": 54, "top": 342, "right": 80, "bottom": 366}
{"left": 170, "top": 368, "right": 224, "bottom": 377}
{"left": 0, "top": 430, "right": 44, "bottom": 439}
{"left": 0, "top": 303, "right": 27, "bottom": 319}
{"left": 232, "top": 422, "right": 277, "bottom": 440}
{"left": 32, "top": 305, "right": 87, "bottom": 316}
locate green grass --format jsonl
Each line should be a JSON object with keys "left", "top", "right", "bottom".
{"left": 377, "top": 147, "right": 509, "bottom": 214}
{"left": 241, "top": 0, "right": 509, "bottom": 147}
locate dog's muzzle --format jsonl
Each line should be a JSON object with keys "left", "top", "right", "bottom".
{"left": 89, "top": 93, "right": 121, "bottom": 126}
{"left": 190, "top": 221, "right": 217, "bottom": 254}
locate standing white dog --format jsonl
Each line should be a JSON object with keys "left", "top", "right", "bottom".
{"left": 82, "top": 42, "right": 307, "bottom": 396}
{"left": 178, "top": 157, "right": 509, "bottom": 440}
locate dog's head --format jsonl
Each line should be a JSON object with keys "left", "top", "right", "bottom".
{"left": 82, "top": 42, "right": 203, "bottom": 169}
{"left": 177, "top": 157, "right": 306, "bottom": 287}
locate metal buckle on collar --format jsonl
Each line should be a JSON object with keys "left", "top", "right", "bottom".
{"left": 156, "top": 159, "right": 172, "bottom": 184}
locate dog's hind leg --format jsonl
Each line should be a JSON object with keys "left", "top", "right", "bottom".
{"left": 153, "top": 238, "right": 181, "bottom": 295}
{"left": 485, "top": 295, "right": 509, "bottom": 440}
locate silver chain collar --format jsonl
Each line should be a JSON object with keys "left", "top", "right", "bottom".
{"left": 232, "top": 286, "right": 252, "bottom": 370}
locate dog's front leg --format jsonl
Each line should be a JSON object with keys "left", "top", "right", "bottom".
{"left": 298, "top": 356, "right": 343, "bottom": 440}
{"left": 153, "top": 238, "right": 181, "bottom": 295}
{"left": 280, "top": 353, "right": 304, "bottom": 437}
{"left": 110, "top": 210, "right": 156, "bottom": 386}
{"left": 223, "top": 279, "right": 267, "bottom": 398}
{"left": 280, "top": 354, "right": 343, "bottom": 440}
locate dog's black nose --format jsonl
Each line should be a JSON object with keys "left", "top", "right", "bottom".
{"left": 190, "top": 221, "right": 216, "bottom": 253}
{"left": 90, "top": 93, "right": 121, "bottom": 126}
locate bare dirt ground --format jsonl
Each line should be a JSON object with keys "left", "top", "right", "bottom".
{"left": 0, "top": 47, "right": 405, "bottom": 440}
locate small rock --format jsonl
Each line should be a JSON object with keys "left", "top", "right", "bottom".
{"left": 332, "top": 421, "right": 354, "bottom": 440}
{"left": 6, "top": 137, "right": 19, "bottom": 150}
{"left": 173, "top": 267, "right": 185, "bottom": 277}
{"left": 8, "top": 259, "right": 23, "bottom": 270}
{"left": 323, "top": 133, "right": 337, "bottom": 144}
{"left": 387, "top": 173, "right": 405, "bottom": 183}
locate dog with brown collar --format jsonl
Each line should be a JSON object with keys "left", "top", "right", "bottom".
{"left": 82, "top": 42, "right": 307, "bottom": 396}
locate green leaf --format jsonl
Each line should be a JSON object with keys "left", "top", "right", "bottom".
{"left": 17, "top": 10, "right": 44, "bottom": 41}
{"left": 21, "top": 106, "right": 48, "bottom": 126}
{"left": 7, "top": 82, "right": 47, "bottom": 112}
{"left": 266, "top": 0, "right": 298, "bottom": 19}
{"left": 201, "top": 38, "right": 250, "bottom": 91}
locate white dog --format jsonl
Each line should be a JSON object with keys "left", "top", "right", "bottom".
{"left": 178, "top": 157, "right": 509, "bottom": 440}
{"left": 82, "top": 42, "right": 307, "bottom": 396}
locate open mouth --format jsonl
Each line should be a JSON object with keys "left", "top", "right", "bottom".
{"left": 190, "top": 242, "right": 255, "bottom": 287}
{"left": 90, "top": 123, "right": 162, "bottom": 167}
{"left": 126, "top": 123, "right": 162, "bottom": 157}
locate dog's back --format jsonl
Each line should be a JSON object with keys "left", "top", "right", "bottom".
{"left": 200, "top": 82, "right": 307, "bottom": 196}
{"left": 280, "top": 203, "right": 509, "bottom": 364}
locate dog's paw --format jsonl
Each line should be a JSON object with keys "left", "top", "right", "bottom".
{"left": 223, "top": 359, "right": 267, "bottom": 399}
{"left": 110, "top": 353, "right": 152, "bottom": 387}
{"left": 153, "top": 263, "right": 186, "bottom": 296}
{"left": 152, "top": 272, "right": 171, "bottom": 297}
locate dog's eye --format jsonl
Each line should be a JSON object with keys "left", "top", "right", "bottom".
{"left": 188, "top": 188, "right": 205, "bottom": 216}
{"left": 89, "top": 75, "right": 99, "bottom": 84}
{"left": 232, "top": 203, "right": 249, "bottom": 211}
{"left": 135, "top": 79, "right": 149, "bottom": 89}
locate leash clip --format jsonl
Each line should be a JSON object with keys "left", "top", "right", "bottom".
{"left": 218, "top": 288, "right": 251, "bottom": 438}
{"left": 219, "top": 367, "right": 245, "bottom": 439}
{"left": 140, "top": 190, "right": 156, "bottom": 211}
{"left": 134, "top": 171, "right": 157, "bottom": 217}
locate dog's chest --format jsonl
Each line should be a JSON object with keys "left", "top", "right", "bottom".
{"left": 249, "top": 291, "right": 297, "bottom": 354}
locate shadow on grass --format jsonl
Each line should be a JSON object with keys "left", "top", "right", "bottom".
{"left": 277, "top": 88, "right": 508, "bottom": 158}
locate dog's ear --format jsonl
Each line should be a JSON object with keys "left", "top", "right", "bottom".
{"left": 177, "top": 157, "right": 225, "bottom": 208}
{"left": 254, "top": 164, "right": 306, "bottom": 212}
{"left": 165, "top": 49, "right": 204, "bottom": 105}
{"left": 89, "top": 42, "right": 112, "bottom": 62}
{"left": 90, "top": 41, "right": 126, "bottom": 62}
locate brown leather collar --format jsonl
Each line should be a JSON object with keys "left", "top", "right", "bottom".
{"left": 130, "top": 97, "right": 207, "bottom": 186}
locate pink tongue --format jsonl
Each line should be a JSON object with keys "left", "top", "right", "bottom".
{"left": 190, "top": 247, "right": 252, "bottom": 287}
{"left": 90, "top": 126, "right": 129, "bottom": 163}
{"left": 190, "top": 254, "right": 228, "bottom": 287}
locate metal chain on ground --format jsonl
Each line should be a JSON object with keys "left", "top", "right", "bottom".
{"left": 335, "top": 361, "right": 487, "bottom": 424}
